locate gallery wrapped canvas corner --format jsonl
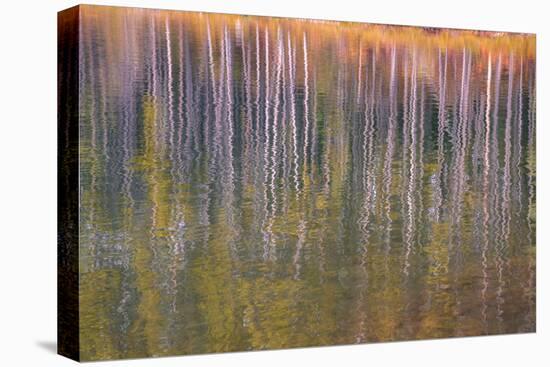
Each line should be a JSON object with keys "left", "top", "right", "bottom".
{"left": 58, "top": 4, "right": 536, "bottom": 362}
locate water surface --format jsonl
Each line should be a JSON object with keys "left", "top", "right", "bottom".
{"left": 76, "top": 5, "right": 536, "bottom": 361}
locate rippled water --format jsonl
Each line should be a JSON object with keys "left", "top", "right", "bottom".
{"left": 74, "top": 5, "right": 536, "bottom": 361}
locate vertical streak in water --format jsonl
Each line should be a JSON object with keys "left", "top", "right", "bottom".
{"left": 251, "top": 25, "right": 264, "bottom": 253}
{"left": 213, "top": 25, "right": 226, "bottom": 186}
{"left": 166, "top": 17, "right": 181, "bottom": 313}
{"left": 451, "top": 49, "right": 466, "bottom": 238}
{"left": 85, "top": 17, "right": 98, "bottom": 232}
{"left": 191, "top": 33, "right": 202, "bottom": 164}
{"left": 121, "top": 14, "right": 135, "bottom": 209}
{"left": 288, "top": 33, "right": 299, "bottom": 194}
{"left": 315, "top": 69, "right": 327, "bottom": 276}
{"left": 418, "top": 64, "right": 425, "bottom": 237}
{"left": 515, "top": 58, "right": 524, "bottom": 219}
{"left": 490, "top": 54, "right": 502, "bottom": 232}
{"left": 316, "top": 64, "right": 332, "bottom": 281}
{"left": 369, "top": 49, "right": 377, "bottom": 180}
{"left": 165, "top": 18, "right": 176, "bottom": 162}
{"left": 271, "top": 27, "right": 284, "bottom": 214}
{"left": 248, "top": 23, "right": 262, "bottom": 260}
{"left": 224, "top": 25, "right": 237, "bottom": 257}
{"left": 174, "top": 23, "right": 186, "bottom": 183}
{"left": 356, "top": 42, "right": 363, "bottom": 104}
{"left": 274, "top": 28, "right": 286, "bottom": 194}
{"left": 355, "top": 47, "right": 378, "bottom": 342}
{"left": 206, "top": 20, "right": 216, "bottom": 104}
{"left": 400, "top": 52, "right": 410, "bottom": 279}
{"left": 262, "top": 27, "right": 271, "bottom": 260}
{"left": 303, "top": 32, "right": 310, "bottom": 174}
{"left": 481, "top": 54, "right": 492, "bottom": 333}
{"left": 165, "top": 21, "right": 185, "bottom": 305}
{"left": 360, "top": 49, "right": 375, "bottom": 267}
{"left": 496, "top": 53, "right": 514, "bottom": 328}
{"left": 356, "top": 42, "right": 375, "bottom": 343}
{"left": 96, "top": 17, "right": 110, "bottom": 169}
{"left": 403, "top": 49, "right": 417, "bottom": 279}
{"left": 487, "top": 53, "right": 502, "bottom": 332}
{"left": 201, "top": 19, "right": 217, "bottom": 236}
{"left": 117, "top": 14, "right": 136, "bottom": 335}
{"left": 151, "top": 16, "right": 164, "bottom": 158}
{"left": 146, "top": 13, "right": 158, "bottom": 245}
{"left": 383, "top": 45, "right": 397, "bottom": 269}
{"left": 197, "top": 24, "right": 208, "bottom": 164}
{"left": 311, "top": 67, "right": 319, "bottom": 178}
{"left": 456, "top": 48, "right": 472, "bottom": 250}
{"left": 177, "top": 19, "right": 190, "bottom": 308}
{"left": 502, "top": 54, "right": 515, "bottom": 241}
{"left": 280, "top": 31, "right": 289, "bottom": 216}
{"left": 441, "top": 57, "right": 452, "bottom": 218}
{"left": 266, "top": 27, "right": 283, "bottom": 260}
{"left": 433, "top": 48, "right": 447, "bottom": 223}
{"left": 255, "top": 24, "right": 261, "bottom": 174}
{"left": 183, "top": 28, "right": 196, "bottom": 179}
{"left": 288, "top": 32, "right": 303, "bottom": 277}
{"left": 241, "top": 24, "right": 253, "bottom": 189}
{"left": 150, "top": 16, "right": 158, "bottom": 101}
{"left": 457, "top": 49, "right": 472, "bottom": 332}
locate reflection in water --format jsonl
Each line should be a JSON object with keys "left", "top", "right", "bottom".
{"left": 76, "top": 5, "right": 536, "bottom": 361}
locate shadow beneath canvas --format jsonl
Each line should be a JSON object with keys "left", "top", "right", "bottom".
{"left": 36, "top": 340, "right": 57, "bottom": 354}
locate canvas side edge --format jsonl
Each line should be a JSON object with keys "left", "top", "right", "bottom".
{"left": 57, "top": 5, "right": 81, "bottom": 362}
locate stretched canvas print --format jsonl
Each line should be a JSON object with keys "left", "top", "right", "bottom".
{"left": 58, "top": 4, "right": 536, "bottom": 362}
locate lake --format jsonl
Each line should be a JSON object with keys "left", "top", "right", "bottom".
{"left": 74, "top": 5, "right": 536, "bottom": 361}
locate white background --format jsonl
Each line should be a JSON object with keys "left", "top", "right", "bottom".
{"left": 0, "top": 0, "right": 547, "bottom": 365}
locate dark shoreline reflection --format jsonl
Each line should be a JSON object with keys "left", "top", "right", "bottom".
{"left": 76, "top": 5, "right": 536, "bottom": 361}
